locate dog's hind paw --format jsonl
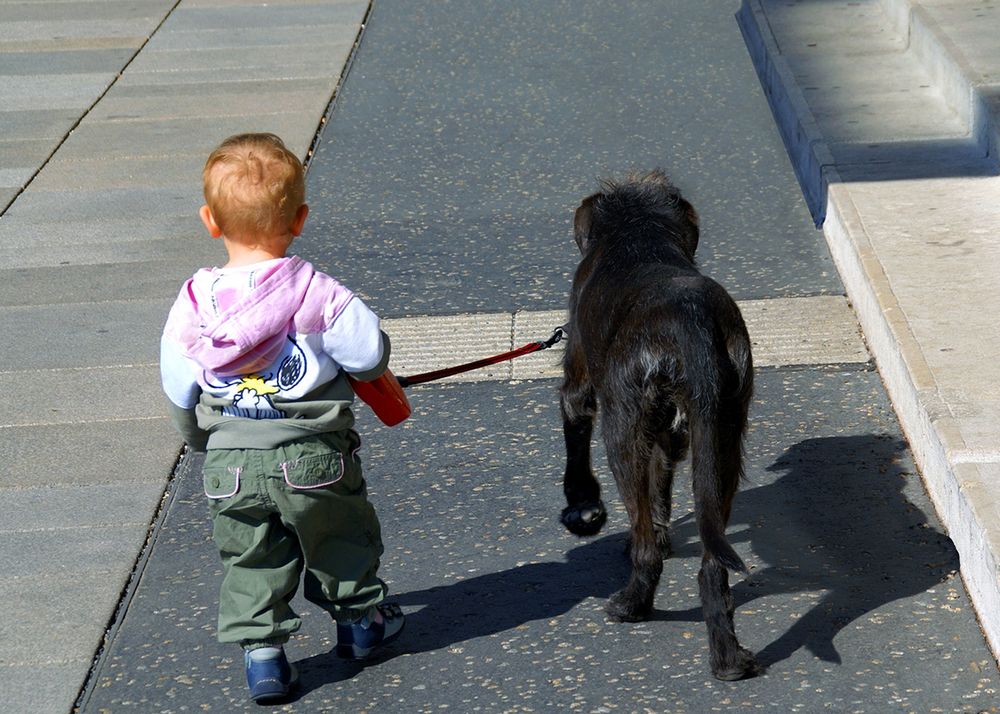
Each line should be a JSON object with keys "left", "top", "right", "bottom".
{"left": 560, "top": 501, "right": 607, "bottom": 536}
{"left": 712, "top": 647, "right": 764, "bottom": 681}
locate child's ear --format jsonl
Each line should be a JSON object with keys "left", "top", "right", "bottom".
{"left": 199, "top": 205, "right": 223, "bottom": 238}
{"left": 290, "top": 204, "right": 309, "bottom": 236}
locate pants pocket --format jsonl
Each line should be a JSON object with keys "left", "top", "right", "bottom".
{"left": 280, "top": 449, "right": 344, "bottom": 489}
{"left": 203, "top": 464, "right": 241, "bottom": 499}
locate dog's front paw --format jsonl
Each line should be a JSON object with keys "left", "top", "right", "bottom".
{"left": 560, "top": 501, "right": 607, "bottom": 536}
{"left": 712, "top": 647, "right": 764, "bottom": 681}
{"left": 605, "top": 588, "right": 652, "bottom": 622}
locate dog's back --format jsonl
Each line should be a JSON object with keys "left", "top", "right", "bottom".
{"left": 571, "top": 172, "right": 753, "bottom": 418}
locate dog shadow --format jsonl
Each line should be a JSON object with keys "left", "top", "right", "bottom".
{"left": 669, "top": 434, "right": 957, "bottom": 669}
{"left": 293, "top": 434, "right": 956, "bottom": 694}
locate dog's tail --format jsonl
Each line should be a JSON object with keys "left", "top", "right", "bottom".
{"left": 689, "top": 408, "right": 749, "bottom": 575}
{"left": 684, "top": 308, "right": 753, "bottom": 575}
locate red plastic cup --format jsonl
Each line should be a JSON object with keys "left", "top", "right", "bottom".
{"left": 347, "top": 369, "right": 412, "bottom": 426}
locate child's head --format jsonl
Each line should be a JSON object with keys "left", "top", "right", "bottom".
{"left": 201, "top": 133, "right": 306, "bottom": 242}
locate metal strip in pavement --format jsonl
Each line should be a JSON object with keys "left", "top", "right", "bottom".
{"left": 384, "top": 294, "right": 870, "bottom": 385}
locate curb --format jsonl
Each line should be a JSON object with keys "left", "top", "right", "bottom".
{"left": 735, "top": 0, "right": 839, "bottom": 224}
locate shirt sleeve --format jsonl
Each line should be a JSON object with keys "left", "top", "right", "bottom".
{"left": 160, "top": 335, "right": 209, "bottom": 451}
{"left": 321, "top": 296, "right": 390, "bottom": 379}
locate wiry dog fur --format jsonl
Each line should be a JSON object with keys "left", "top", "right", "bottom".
{"left": 559, "top": 170, "right": 761, "bottom": 680}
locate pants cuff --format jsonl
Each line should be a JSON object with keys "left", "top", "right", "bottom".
{"left": 241, "top": 635, "right": 290, "bottom": 651}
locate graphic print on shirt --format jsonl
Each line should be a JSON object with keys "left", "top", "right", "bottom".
{"left": 205, "top": 336, "right": 308, "bottom": 419}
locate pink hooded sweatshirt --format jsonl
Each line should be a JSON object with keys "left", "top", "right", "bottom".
{"left": 160, "top": 256, "right": 388, "bottom": 450}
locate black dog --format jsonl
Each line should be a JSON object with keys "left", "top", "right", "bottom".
{"left": 559, "top": 170, "right": 761, "bottom": 680}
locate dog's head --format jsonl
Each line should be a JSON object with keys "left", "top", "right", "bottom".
{"left": 573, "top": 170, "right": 700, "bottom": 262}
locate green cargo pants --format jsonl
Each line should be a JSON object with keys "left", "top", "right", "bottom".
{"left": 202, "top": 430, "right": 387, "bottom": 647}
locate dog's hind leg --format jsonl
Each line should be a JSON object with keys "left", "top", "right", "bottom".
{"left": 648, "top": 407, "right": 688, "bottom": 558}
{"left": 648, "top": 445, "right": 676, "bottom": 559}
{"left": 692, "top": 408, "right": 761, "bottom": 680}
{"left": 699, "top": 556, "right": 761, "bottom": 680}
{"left": 559, "top": 348, "right": 607, "bottom": 536}
{"left": 602, "top": 406, "right": 661, "bottom": 622}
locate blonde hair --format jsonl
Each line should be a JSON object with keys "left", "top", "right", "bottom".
{"left": 202, "top": 133, "right": 305, "bottom": 239}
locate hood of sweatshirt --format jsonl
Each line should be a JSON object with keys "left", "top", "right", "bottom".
{"left": 165, "top": 256, "right": 321, "bottom": 377}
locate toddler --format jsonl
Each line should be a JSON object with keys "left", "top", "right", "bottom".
{"left": 160, "top": 133, "right": 404, "bottom": 703}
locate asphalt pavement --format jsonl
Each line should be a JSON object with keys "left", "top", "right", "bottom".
{"left": 2, "top": 0, "right": 1000, "bottom": 713}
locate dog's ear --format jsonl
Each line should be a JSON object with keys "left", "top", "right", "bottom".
{"left": 679, "top": 197, "right": 700, "bottom": 259}
{"left": 682, "top": 197, "right": 699, "bottom": 229}
{"left": 574, "top": 193, "right": 598, "bottom": 253}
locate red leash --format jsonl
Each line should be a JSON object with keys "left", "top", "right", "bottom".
{"left": 397, "top": 325, "right": 566, "bottom": 388}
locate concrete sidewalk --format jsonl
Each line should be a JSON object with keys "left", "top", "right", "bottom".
{"left": 2, "top": 0, "right": 1000, "bottom": 712}
{"left": 0, "top": 1, "right": 369, "bottom": 711}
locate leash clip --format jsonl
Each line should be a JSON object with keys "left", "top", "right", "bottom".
{"left": 541, "top": 325, "right": 567, "bottom": 349}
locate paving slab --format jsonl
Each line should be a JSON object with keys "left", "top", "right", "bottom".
{"left": 0, "top": 365, "right": 169, "bottom": 426}
{"left": 49, "top": 114, "right": 322, "bottom": 160}
{"left": 182, "top": 0, "right": 364, "bottom": 6}
{"left": 0, "top": 165, "right": 34, "bottom": 189}
{"left": 0, "top": 260, "right": 206, "bottom": 307}
{"left": 0, "top": 419, "right": 180, "bottom": 490}
{"left": 0, "top": 299, "right": 170, "bottom": 369}
{"left": 0, "top": 73, "right": 115, "bottom": 112}
{"left": 380, "top": 297, "right": 869, "bottom": 386}
{"left": 0, "top": 570, "right": 118, "bottom": 660}
{"left": 114, "top": 63, "right": 351, "bottom": 87}
{"left": 162, "top": 2, "right": 364, "bottom": 31}
{"left": 0, "top": 482, "right": 166, "bottom": 531}
{"left": 0, "top": 213, "right": 202, "bottom": 246}
{"left": 88, "top": 81, "right": 334, "bottom": 121}
{"left": 0, "top": 109, "right": 83, "bottom": 141}
{"left": 0, "top": 185, "right": 20, "bottom": 209}
{"left": 140, "top": 22, "right": 362, "bottom": 51}
{"left": 0, "top": 21, "right": 153, "bottom": 45}
{"left": 383, "top": 312, "right": 515, "bottom": 384}
{"left": 0, "top": 235, "right": 221, "bottom": 270}
{"left": 4, "top": 187, "right": 194, "bottom": 222}
{"left": 0, "top": 134, "right": 62, "bottom": 166}
{"left": 0, "top": 47, "right": 136, "bottom": 75}
{"left": 2, "top": 572, "right": 134, "bottom": 663}
{"left": 6, "top": 662, "right": 95, "bottom": 714}
{"left": 3, "top": 524, "right": 151, "bottom": 579}
{"left": 0, "top": 0, "right": 175, "bottom": 24}
{"left": 124, "top": 41, "right": 356, "bottom": 75}
{"left": 29, "top": 155, "right": 203, "bottom": 191}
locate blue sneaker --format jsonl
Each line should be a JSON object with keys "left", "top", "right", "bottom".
{"left": 244, "top": 647, "right": 298, "bottom": 703}
{"left": 336, "top": 603, "right": 405, "bottom": 660}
